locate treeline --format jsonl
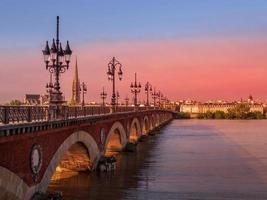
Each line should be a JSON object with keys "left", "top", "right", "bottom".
{"left": 176, "top": 112, "right": 191, "bottom": 119}
{"left": 197, "top": 104, "right": 265, "bottom": 119}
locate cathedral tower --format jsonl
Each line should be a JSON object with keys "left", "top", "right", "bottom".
{"left": 71, "top": 58, "right": 81, "bottom": 104}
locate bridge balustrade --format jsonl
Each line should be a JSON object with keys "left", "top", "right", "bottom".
{"left": 0, "top": 105, "right": 165, "bottom": 125}
{"left": 0, "top": 106, "right": 49, "bottom": 124}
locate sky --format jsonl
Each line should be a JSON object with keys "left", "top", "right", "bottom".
{"left": 0, "top": 0, "right": 267, "bottom": 103}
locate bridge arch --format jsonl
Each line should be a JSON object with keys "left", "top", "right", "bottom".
{"left": 142, "top": 116, "right": 150, "bottom": 135}
{"left": 37, "top": 131, "right": 100, "bottom": 193}
{"left": 151, "top": 114, "right": 155, "bottom": 129}
{"left": 160, "top": 113, "right": 164, "bottom": 123}
{"left": 0, "top": 166, "right": 29, "bottom": 200}
{"left": 156, "top": 114, "right": 160, "bottom": 126}
{"left": 104, "top": 121, "right": 127, "bottom": 155}
{"left": 129, "top": 118, "right": 142, "bottom": 142}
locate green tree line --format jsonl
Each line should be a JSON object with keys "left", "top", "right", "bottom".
{"left": 197, "top": 104, "right": 265, "bottom": 119}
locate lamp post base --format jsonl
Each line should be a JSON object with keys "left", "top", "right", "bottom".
{"left": 48, "top": 91, "right": 67, "bottom": 120}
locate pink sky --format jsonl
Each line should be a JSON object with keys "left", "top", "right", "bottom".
{"left": 0, "top": 36, "right": 267, "bottom": 103}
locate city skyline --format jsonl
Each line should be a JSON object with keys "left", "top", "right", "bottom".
{"left": 1, "top": 0, "right": 267, "bottom": 103}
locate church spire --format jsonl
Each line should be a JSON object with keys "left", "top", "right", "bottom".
{"left": 71, "top": 56, "right": 81, "bottom": 104}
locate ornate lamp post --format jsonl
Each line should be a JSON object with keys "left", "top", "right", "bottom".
{"left": 151, "top": 87, "right": 158, "bottom": 109}
{"left": 42, "top": 16, "right": 72, "bottom": 106}
{"left": 124, "top": 96, "right": 129, "bottom": 107}
{"left": 106, "top": 57, "right": 123, "bottom": 112}
{"left": 100, "top": 87, "right": 107, "bottom": 106}
{"left": 161, "top": 96, "right": 166, "bottom": 109}
{"left": 130, "top": 73, "right": 142, "bottom": 107}
{"left": 144, "top": 81, "right": 152, "bottom": 107}
{"left": 46, "top": 73, "right": 54, "bottom": 97}
{"left": 80, "top": 82, "right": 87, "bottom": 106}
{"left": 157, "top": 91, "right": 163, "bottom": 108}
{"left": 116, "top": 91, "right": 120, "bottom": 106}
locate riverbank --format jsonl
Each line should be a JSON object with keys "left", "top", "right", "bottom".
{"left": 175, "top": 111, "right": 266, "bottom": 120}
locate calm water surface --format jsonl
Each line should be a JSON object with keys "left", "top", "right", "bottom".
{"left": 48, "top": 120, "right": 267, "bottom": 200}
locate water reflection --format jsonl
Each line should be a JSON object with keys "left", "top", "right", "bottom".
{"left": 48, "top": 120, "right": 267, "bottom": 199}
{"left": 47, "top": 132, "right": 159, "bottom": 200}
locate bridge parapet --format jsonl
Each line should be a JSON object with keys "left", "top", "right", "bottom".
{"left": 0, "top": 107, "right": 174, "bottom": 136}
{"left": 0, "top": 105, "right": 167, "bottom": 125}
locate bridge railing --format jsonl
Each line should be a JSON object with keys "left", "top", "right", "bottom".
{"left": 0, "top": 105, "right": 168, "bottom": 125}
{"left": 64, "top": 106, "right": 111, "bottom": 119}
{"left": 0, "top": 106, "right": 49, "bottom": 124}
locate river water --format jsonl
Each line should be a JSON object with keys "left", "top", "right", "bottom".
{"left": 48, "top": 120, "right": 267, "bottom": 200}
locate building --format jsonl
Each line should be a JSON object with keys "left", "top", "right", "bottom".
{"left": 180, "top": 96, "right": 264, "bottom": 114}
{"left": 180, "top": 103, "right": 200, "bottom": 113}
{"left": 24, "top": 94, "right": 41, "bottom": 105}
{"left": 24, "top": 94, "right": 49, "bottom": 105}
{"left": 71, "top": 58, "right": 81, "bottom": 104}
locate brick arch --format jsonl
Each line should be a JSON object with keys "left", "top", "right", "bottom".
{"left": 0, "top": 166, "right": 29, "bottom": 200}
{"left": 160, "top": 113, "right": 164, "bottom": 123}
{"left": 36, "top": 131, "right": 100, "bottom": 195}
{"left": 129, "top": 118, "right": 142, "bottom": 141}
{"left": 156, "top": 114, "right": 160, "bottom": 126}
{"left": 151, "top": 114, "right": 156, "bottom": 129}
{"left": 142, "top": 116, "right": 150, "bottom": 135}
{"left": 104, "top": 121, "right": 127, "bottom": 153}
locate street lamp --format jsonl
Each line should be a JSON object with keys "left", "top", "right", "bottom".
{"left": 124, "top": 95, "right": 129, "bottom": 107}
{"left": 80, "top": 82, "right": 87, "bottom": 106}
{"left": 144, "top": 81, "right": 153, "bottom": 107}
{"left": 130, "top": 73, "right": 141, "bottom": 107}
{"left": 161, "top": 96, "right": 166, "bottom": 108}
{"left": 46, "top": 72, "right": 54, "bottom": 97}
{"left": 151, "top": 87, "right": 158, "bottom": 109}
{"left": 106, "top": 57, "right": 123, "bottom": 112}
{"left": 157, "top": 91, "right": 163, "bottom": 108}
{"left": 42, "top": 16, "right": 72, "bottom": 105}
{"left": 100, "top": 87, "right": 107, "bottom": 106}
{"left": 116, "top": 91, "right": 120, "bottom": 106}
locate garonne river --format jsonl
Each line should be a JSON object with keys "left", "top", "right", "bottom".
{"left": 48, "top": 120, "right": 267, "bottom": 199}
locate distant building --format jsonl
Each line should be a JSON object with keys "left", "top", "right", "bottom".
{"left": 24, "top": 94, "right": 50, "bottom": 105}
{"left": 180, "top": 103, "right": 200, "bottom": 113}
{"left": 180, "top": 95, "right": 264, "bottom": 114}
{"left": 24, "top": 94, "right": 41, "bottom": 105}
{"left": 71, "top": 58, "right": 81, "bottom": 104}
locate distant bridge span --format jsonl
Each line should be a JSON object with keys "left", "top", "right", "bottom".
{"left": 0, "top": 106, "right": 174, "bottom": 200}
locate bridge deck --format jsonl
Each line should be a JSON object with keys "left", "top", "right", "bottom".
{"left": 0, "top": 108, "right": 172, "bottom": 137}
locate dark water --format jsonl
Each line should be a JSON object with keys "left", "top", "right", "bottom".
{"left": 48, "top": 120, "right": 267, "bottom": 200}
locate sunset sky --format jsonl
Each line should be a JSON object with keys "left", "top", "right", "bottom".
{"left": 0, "top": 0, "right": 267, "bottom": 103}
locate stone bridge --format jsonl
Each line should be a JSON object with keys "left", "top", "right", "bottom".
{"left": 0, "top": 106, "right": 174, "bottom": 200}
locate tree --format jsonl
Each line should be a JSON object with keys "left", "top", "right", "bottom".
{"left": 176, "top": 112, "right": 191, "bottom": 119}
{"left": 9, "top": 99, "right": 22, "bottom": 106}
{"left": 234, "top": 103, "right": 250, "bottom": 119}
{"left": 205, "top": 111, "right": 214, "bottom": 119}
{"left": 225, "top": 109, "right": 236, "bottom": 119}
{"left": 214, "top": 111, "right": 225, "bottom": 119}
{"left": 247, "top": 111, "right": 264, "bottom": 119}
{"left": 197, "top": 113, "right": 205, "bottom": 119}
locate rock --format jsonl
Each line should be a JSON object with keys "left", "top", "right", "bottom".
{"left": 124, "top": 142, "right": 137, "bottom": 152}
{"left": 149, "top": 131, "right": 156, "bottom": 136}
{"left": 31, "top": 191, "right": 63, "bottom": 200}
{"left": 97, "top": 156, "right": 117, "bottom": 172}
{"left": 138, "top": 135, "right": 147, "bottom": 142}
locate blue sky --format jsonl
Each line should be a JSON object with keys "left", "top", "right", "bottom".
{"left": 0, "top": 0, "right": 267, "bottom": 50}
